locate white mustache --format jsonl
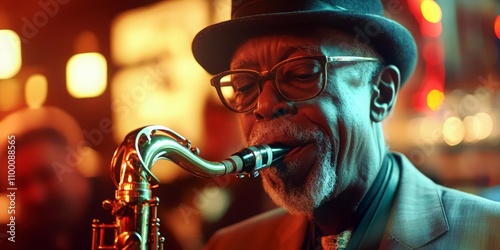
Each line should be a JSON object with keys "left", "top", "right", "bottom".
{"left": 249, "top": 118, "right": 319, "bottom": 146}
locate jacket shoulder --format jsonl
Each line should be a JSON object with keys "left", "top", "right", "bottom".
{"left": 387, "top": 153, "right": 500, "bottom": 249}
{"left": 440, "top": 186, "right": 500, "bottom": 230}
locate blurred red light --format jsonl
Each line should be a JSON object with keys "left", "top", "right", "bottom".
{"left": 423, "top": 41, "right": 444, "bottom": 65}
{"left": 420, "top": 20, "right": 442, "bottom": 38}
{"left": 495, "top": 15, "right": 500, "bottom": 39}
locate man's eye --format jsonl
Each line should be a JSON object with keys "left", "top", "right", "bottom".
{"left": 290, "top": 72, "right": 319, "bottom": 81}
{"left": 284, "top": 68, "right": 321, "bottom": 83}
{"left": 280, "top": 61, "right": 322, "bottom": 83}
{"left": 233, "top": 76, "right": 256, "bottom": 92}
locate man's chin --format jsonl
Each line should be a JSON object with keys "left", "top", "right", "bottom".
{"left": 261, "top": 157, "right": 336, "bottom": 216}
{"left": 262, "top": 172, "right": 318, "bottom": 216}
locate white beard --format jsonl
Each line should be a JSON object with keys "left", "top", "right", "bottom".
{"left": 249, "top": 118, "right": 336, "bottom": 216}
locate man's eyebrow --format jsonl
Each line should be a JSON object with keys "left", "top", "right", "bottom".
{"left": 279, "top": 44, "right": 321, "bottom": 59}
{"left": 231, "top": 59, "right": 258, "bottom": 69}
{"left": 231, "top": 43, "right": 321, "bottom": 69}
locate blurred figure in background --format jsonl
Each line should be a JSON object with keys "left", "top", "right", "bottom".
{"left": 0, "top": 107, "right": 183, "bottom": 250}
{"left": 0, "top": 107, "right": 112, "bottom": 250}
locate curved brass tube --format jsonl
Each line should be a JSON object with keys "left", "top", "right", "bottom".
{"left": 93, "top": 125, "right": 290, "bottom": 250}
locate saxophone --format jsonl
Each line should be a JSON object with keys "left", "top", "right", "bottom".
{"left": 91, "top": 125, "right": 290, "bottom": 250}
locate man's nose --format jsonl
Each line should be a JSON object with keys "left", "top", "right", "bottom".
{"left": 253, "top": 80, "right": 296, "bottom": 120}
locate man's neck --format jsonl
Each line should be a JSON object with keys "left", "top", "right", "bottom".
{"left": 311, "top": 185, "right": 366, "bottom": 235}
{"left": 311, "top": 156, "right": 387, "bottom": 235}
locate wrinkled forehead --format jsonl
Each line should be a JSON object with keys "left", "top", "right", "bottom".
{"left": 230, "top": 27, "right": 372, "bottom": 68}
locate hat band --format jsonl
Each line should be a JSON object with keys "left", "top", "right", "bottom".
{"left": 232, "top": 0, "right": 345, "bottom": 18}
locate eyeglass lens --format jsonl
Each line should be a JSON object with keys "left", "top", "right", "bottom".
{"left": 218, "top": 58, "right": 324, "bottom": 112}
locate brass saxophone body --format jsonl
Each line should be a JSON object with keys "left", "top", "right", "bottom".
{"left": 92, "top": 125, "right": 290, "bottom": 250}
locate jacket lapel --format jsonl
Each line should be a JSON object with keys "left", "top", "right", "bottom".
{"left": 383, "top": 153, "right": 449, "bottom": 249}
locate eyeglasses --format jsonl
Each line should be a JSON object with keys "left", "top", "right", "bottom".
{"left": 211, "top": 55, "right": 379, "bottom": 113}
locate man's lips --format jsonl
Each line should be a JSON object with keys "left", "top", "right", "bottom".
{"left": 252, "top": 139, "right": 314, "bottom": 165}
{"left": 271, "top": 140, "right": 314, "bottom": 160}
{"left": 283, "top": 144, "right": 307, "bottom": 162}
{"left": 265, "top": 143, "right": 316, "bottom": 186}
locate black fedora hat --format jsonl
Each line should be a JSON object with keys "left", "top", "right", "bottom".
{"left": 192, "top": 0, "right": 417, "bottom": 85}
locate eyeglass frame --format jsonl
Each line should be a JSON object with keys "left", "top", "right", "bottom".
{"left": 210, "top": 55, "right": 379, "bottom": 113}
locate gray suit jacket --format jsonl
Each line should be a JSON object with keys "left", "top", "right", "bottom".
{"left": 206, "top": 153, "right": 500, "bottom": 249}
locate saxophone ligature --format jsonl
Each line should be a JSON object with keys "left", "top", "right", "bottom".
{"left": 91, "top": 125, "right": 290, "bottom": 250}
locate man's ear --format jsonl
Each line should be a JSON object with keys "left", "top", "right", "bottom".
{"left": 370, "top": 65, "right": 400, "bottom": 122}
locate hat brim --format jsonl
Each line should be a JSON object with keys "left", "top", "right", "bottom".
{"left": 192, "top": 10, "right": 417, "bottom": 85}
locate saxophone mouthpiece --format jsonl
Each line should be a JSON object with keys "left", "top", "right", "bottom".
{"left": 229, "top": 144, "right": 291, "bottom": 178}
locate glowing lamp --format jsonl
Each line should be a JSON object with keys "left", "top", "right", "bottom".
{"left": 66, "top": 52, "right": 107, "bottom": 98}
{"left": 25, "top": 74, "right": 48, "bottom": 108}
{"left": 0, "top": 30, "right": 22, "bottom": 79}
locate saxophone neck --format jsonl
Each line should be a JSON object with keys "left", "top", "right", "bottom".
{"left": 111, "top": 125, "right": 291, "bottom": 188}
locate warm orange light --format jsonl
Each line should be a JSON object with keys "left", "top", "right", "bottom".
{"left": 25, "top": 74, "right": 48, "bottom": 108}
{"left": 495, "top": 15, "right": 500, "bottom": 39}
{"left": 77, "top": 146, "right": 101, "bottom": 178}
{"left": 0, "top": 194, "right": 10, "bottom": 223}
{"left": 0, "top": 79, "right": 22, "bottom": 111}
{"left": 110, "top": 0, "right": 213, "bottom": 147}
{"left": 421, "top": 0, "right": 442, "bottom": 23}
{"left": 111, "top": 1, "right": 209, "bottom": 65}
{"left": 66, "top": 52, "right": 107, "bottom": 98}
{"left": 0, "top": 30, "right": 22, "bottom": 79}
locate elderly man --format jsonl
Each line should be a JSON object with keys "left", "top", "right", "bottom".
{"left": 191, "top": 0, "right": 500, "bottom": 249}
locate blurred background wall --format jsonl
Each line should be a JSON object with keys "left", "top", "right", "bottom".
{"left": 0, "top": 0, "right": 499, "bottom": 249}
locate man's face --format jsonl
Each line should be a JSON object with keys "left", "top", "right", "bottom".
{"left": 231, "top": 33, "right": 380, "bottom": 215}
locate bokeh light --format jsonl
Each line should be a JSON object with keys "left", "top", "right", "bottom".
{"left": 25, "top": 74, "right": 48, "bottom": 108}
{"left": 443, "top": 117, "right": 465, "bottom": 146}
{"left": 495, "top": 15, "right": 500, "bottom": 40}
{"left": 426, "top": 89, "right": 445, "bottom": 111}
{"left": 420, "top": 20, "right": 442, "bottom": 38}
{"left": 423, "top": 41, "right": 445, "bottom": 65}
{"left": 197, "top": 187, "right": 230, "bottom": 223}
{"left": 475, "top": 112, "right": 493, "bottom": 140}
{"left": 419, "top": 116, "right": 442, "bottom": 142}
{"left": 463, "top": 115, "right": 481, "bottom": 143}
{"left": 66, "top": 52, "right": 107, "bottom": 98}
{"left": 0, "top": 30, "right": 22, "bottom": 79}
{"left": 421, "top": 0, "right": 442, "bottom": 23}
